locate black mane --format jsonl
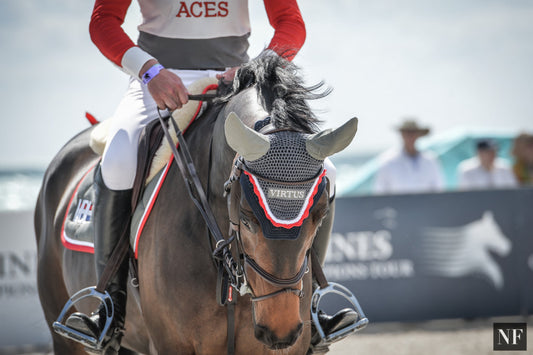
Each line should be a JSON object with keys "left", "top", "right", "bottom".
{"left": 218, "top": 53, "right": 330, "bottom": 134}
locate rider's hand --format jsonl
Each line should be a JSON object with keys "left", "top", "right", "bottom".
{"left": 140, "top": 60, "right": 189, "bottom": 111}
{"left": 216, "top": 67, "right": 239, "bottom": 84}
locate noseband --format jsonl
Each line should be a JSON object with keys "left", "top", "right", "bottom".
{"left": 244, "top": 253, "right": 308, "bottom": 302}
{"left": 224, "top": 156, "right": 320, "bottom": 302}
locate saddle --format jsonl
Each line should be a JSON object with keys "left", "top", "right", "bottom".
{"left": 61, "top": 78, "right": 219, "bottom": 255}
{"left": 90, "top": 77, "right": 219, "bottom": 183}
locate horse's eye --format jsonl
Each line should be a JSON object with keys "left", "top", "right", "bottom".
{"left": 241, "top": 215, "right": 260, "bottom": 233}
{"left": 241, "top": 218, "right": 251, "bottom": 229}
{"left": 313, "top": 207, "right": 329, "bottom": 224}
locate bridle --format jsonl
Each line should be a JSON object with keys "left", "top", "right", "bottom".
{"left": 224, "top": 156, "right": 325, "bottom": 302}
{"left": 244, "top": 253, "right": 308, "bottom": 302}
{"left": 157, "top": 108, "right": 316, "bottom": 304}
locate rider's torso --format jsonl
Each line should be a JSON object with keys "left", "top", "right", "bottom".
{"left": 137, "top": 0, "right": 251, "bottom": 69}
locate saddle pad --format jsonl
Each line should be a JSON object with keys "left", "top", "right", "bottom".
{"left": 62, "top": 79, "right": 218, "bottom": 257}
{"left": 61, "top": 163, "right": 167, "bottom": 258}
{"left": 130, "top": 165, "right": 169, "bottom": 258}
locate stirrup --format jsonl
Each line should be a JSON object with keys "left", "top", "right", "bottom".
{"left": 311, "top": 282, "right": 369, "bottom": 344}
{"left": 53, "top": 286, "right": 114, "bottom": 351}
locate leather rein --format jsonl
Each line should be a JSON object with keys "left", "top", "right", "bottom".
{"left": 156, "top": 108, "right": 240, "bottom": 292}
{"left": 157, "top": 108, "right": 311, "bottom": 303}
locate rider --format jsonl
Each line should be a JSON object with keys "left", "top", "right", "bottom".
{"left": 65, "top": 0, "right": 357, "bottom": 353}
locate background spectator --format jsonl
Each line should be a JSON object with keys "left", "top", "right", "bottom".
{"left": 511, "top": 132, "right": 533, "bottom": 185}
{"left": 457, "top": 139, "right": 517, "bottom": 189}
{"left": 374, "top": 119, "right": 444, "bottom": 194}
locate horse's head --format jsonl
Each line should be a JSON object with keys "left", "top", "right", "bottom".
{"left": 224, "top": 113, "right": 357, "bottom": 349}
{"left": 464, "top": 211, "right": 512, "bottom": 257}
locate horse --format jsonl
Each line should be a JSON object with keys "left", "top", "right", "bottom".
{"left": 35, "top": 54, "right": 359, "bottom": 354}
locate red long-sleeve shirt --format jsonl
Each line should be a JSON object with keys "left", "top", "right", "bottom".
{"left": 89, "top": 0, "right": 306, "bottom": 77}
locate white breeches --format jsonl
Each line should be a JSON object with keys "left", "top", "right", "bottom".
{"left": 101, "top": 69, "right": 223, "bottom": 190}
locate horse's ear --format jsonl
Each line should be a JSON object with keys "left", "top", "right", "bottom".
{"left": 224, "top": 112, "right": 270, "bottom": 161}
{"left": 306, "top": 117, "right": 358, "bottom": 160}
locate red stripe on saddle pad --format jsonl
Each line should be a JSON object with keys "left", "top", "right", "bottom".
{"left": 133, "top": 160, "right": 172, "bottom": 258}
{"left": 61, "top": 162, "right": 98, "bottom": 254}
{"left": 193, "top": 84, "right": 219, "bottom": 118}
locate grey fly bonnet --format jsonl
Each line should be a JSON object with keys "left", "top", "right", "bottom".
{"left": 225, "top": 113, "right": 358, "bottom": 239}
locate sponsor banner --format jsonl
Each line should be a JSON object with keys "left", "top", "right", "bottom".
{"left": 1, "top": 189, "right": 532, "bottom": 348}
{"left": 0, "top": 211, "right": 51, "bottom": 347}
{"left": 323, "top": 188, "right": 533, "bottom": 322}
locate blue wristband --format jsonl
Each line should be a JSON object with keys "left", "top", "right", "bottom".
{"left": 141, "top": 63, "right": 164, "bottom": 85}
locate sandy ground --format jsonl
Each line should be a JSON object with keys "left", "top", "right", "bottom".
{"left": 4, "top": 316, "right": 531, "bottom": 355}
{"left": 328, "top": 316, "right": 532, "bottom": 355}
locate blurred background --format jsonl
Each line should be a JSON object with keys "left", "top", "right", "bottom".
{"left": 1, "top": 0, "right": 532, "bottom": 169}
{"left": 1, "top": 0, "right": 532, "bottom": 353}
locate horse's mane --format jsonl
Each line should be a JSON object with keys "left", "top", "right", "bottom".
{"left": 218, "top": 53, "right": 330, "bottom": 134}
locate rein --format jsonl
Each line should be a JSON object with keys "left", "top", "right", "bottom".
{"left": 157, "top": 107, "right": 242, "bottom": 355}
{"left": 156, "top": 109, "right": 241, "bottom": 293}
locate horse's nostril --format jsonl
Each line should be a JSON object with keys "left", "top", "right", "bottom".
{"left": 291, "top": 322, "right": 303, "bottom": 342}
{"left": 254, "top": 324, "right": 272, "bottom": 345}
{"left": 286, "top": 322, "right": 303, "bottom": 346}
{"left": 254, "top": 323, "right": 303, "bottom": 349}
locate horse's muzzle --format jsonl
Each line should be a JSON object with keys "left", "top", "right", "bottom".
{"left": 254, "top": 322, "right": 303, "bottom": 349}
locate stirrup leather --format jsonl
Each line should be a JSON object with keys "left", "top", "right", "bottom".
{"left": 310, "top": 282, "right": 369, "bottom": 344}
{"left": 53, "top": 286, "right": 114, "bottom": 350}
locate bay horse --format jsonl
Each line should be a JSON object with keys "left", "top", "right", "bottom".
{"left": 35, "top": 54, "right": 359, "bottom": 354}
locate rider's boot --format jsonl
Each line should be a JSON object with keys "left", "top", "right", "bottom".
{"left": 65, "top": 167, "right": 132, "bottom": 354}
{"left": 309, "top": 195, "right": 359, "bottom": 353}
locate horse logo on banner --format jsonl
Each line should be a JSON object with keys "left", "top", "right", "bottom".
{"left": 420, "top": 211, "right": 512, "bottom": 289}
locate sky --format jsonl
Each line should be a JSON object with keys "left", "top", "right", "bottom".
{"left": 1, "top": 0, "right": 532, "bottom": 168}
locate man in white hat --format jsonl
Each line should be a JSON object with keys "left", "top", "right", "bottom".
{"left": 374, "top": 118, "right": 444, "bottom": 194}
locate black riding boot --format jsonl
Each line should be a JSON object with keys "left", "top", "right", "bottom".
{"left": 66, "top": 167, "right": 132, "bottom": 355}
{"left": 309, "top": 196, "right": 358, "bottom": 354}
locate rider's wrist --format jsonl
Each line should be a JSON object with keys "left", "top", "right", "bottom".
{"left": 141, "top": 63, "right": 165, "bottom": 85}
{"left": 121, "top": 46, "right": 155, "bottom": 80}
